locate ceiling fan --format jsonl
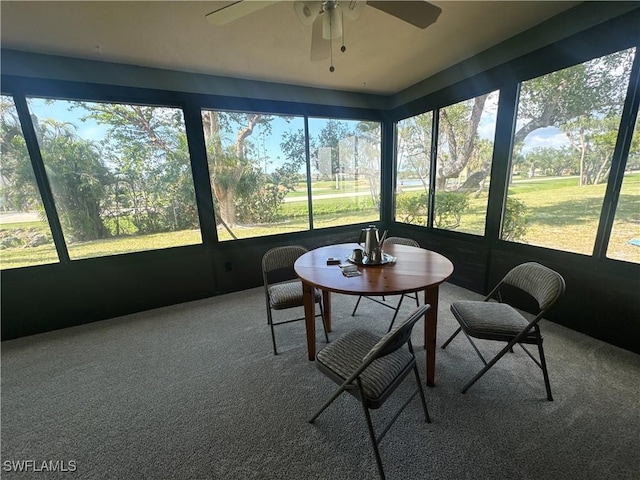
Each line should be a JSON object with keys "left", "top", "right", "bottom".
{"left": 206, "top": 1, "right": 442, "bottom": 72}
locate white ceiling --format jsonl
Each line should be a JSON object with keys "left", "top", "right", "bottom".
{"left": 1, "top": 1, "right": 581, "bottom": 95}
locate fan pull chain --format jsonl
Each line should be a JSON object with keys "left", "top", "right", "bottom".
{"left": 340, "top": 10, "right": 346, "bottom": 53}
{"left": 328, "top": 9, "right": 347, "bottom": 72}
{"left": 329, "top": 14, "right": 335, "bottom": 72}
{"left": 329, "top": 34, "right": 335, "bottom": 72}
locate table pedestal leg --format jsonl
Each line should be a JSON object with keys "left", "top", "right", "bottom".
{"left": 424, "top": 286, "right": 439, "bottom": 386}
{"left": 303, "top": 282, "right": 316, "bottom": 360}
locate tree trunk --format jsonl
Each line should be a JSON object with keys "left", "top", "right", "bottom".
{"left": 437, "top": 94, "right": 488, "bottom": 188}
{"left": 594, "top": 154, "right": 610, "bottom": 185}
{"left": 512, "top": 80, "right": 567, "bottom": 146}
{"left": 213, "top": 185, "right": 237, "bottom": 227}
{"left": 202, "top": 112, "right": 261, "bottom": 227}
{"left": 566, "top": 126, "right": 588, "bottom": 186}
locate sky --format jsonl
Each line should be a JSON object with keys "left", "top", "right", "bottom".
{"left": 25, "top": 98, "right": 375, "bottom": 174}
{"left": 23, "top": 94, "right": 569, "bottom": 176}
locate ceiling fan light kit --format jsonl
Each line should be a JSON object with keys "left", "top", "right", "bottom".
{"left": 322, "top": 3, "right": 343, "bottom": 40}
{"left": 302, "top": 1, "right": 363, "bottom": 73}
{"left": 207, "top": 1, "right": 442, "bottom": 73}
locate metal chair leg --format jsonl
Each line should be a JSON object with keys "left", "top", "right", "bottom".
{"left": 413, "top": 364, "right": 431, "bottom": 423}
{"left": 441, "top": 326, "right": 462, "bottom": 349}
{"left": 537, "top": 338, "right": 553, "bottom": 401}
{"left": 319, "top": 300, "right": 330, "bottom": 344}
{"left": 462, "top": 331, "right": 488, "bottom": 366}
{"left": 461, "top": 339, "right": 516, "bottom": 393}
{"left": 308, "top": 385, "right": 347, "bottom": 424}
{"left": 267, "top": 308, "right": 278, "bottom": 355}
{"left": 386, "top": 295, "right": 406, "bottom": 332}
{"left": 351, "top": 296, "right": 363, "bottom": 316}
{"left": 361, "top": 401, "right": 386, "bottom": 480}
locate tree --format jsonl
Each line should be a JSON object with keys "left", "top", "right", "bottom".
{"left": 564, "top": 115, "right": 622, "bottom": 185}
{"left": 316, "top": 119, "right": 351, "bottom": 177}
{"left": 516, "top": 146, "right": 575, "bottom": 178}
{"left": 233, "top": 126, "right": 306, "bottom": 224}
{"left": 236, "top": 156, "right": 305, "bottom": 224}
{"left": 1, "top": 98, "right": 113, "bottom": 241}
{"left": 437, "top": 93, "right": 489, "bottom": 190}
{"left": 625, "top": 119, "right": 640, "bottom": 171}
{"left": 0, "top": 96, "right": 39, "bottom": 212}
{"left": 515, "top": 48, "right": 635, "bottom": 185}
{"left": 515, "top": 50, "right": 633, "bottom": 146}
{"left": 78, "top": 102, "right": 198, "bottom": 234}
{"left": 202, "top": 111, "right": 273, "bottom": 227}
{"left": 34, "top": 118, "right": 111, "bottom": 241}
{"left": 396, "top": 112, "right": 432, "bottom": 191}
{"left": 455, "top": 138, "right": 495, "bottom": 196}
{"left": 398, "top": 48, "right": 635, "bottom": 193}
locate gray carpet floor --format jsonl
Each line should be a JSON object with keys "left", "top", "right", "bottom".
{"left": 2, "top": 282, "right": 639, "bottom": 479}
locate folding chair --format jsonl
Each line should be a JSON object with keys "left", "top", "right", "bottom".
{"left": 262, "top": 245, "right": 329, "bottom": 355}
{"left": 351, "top": 237, "right": 421, "bottom": 332}
{"left": 441, "top": 262, "right": 565, "bottom": 400}
{"left": 309, "top": 305, "right": 431, "bottom": 480}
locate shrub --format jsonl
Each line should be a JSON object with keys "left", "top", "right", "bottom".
{"left": 395, "top": 191, "right": 470, "bottom": 229}
{"left": 395, "top": 192, "right": 428, "bottom": 225}
{"left": 434, "top": 192, "right": 469, "bottom": 229}
{"left": 502, "top": 197, "right": 528, "bottom": 241}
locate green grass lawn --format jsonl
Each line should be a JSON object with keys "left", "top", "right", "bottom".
{"left": 508, "top": 174, "right": 639, "bottom": 261}
{"left": 396, "top": 173, "right": 639, "bottom": 263}
{"left": 286, "top": 179, "right": 374, "bottom": 198}
{"left": 1, "top": 174, "right": 638, "bottom": 269}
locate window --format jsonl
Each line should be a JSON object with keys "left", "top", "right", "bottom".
{"left": 308, "top": 118, "right": 381, "bottom": 229}
{"left": 395, "top": 111, "right": 433, "bottom": 226}
{"left": 435, "top": 91, "right": 498, "bottom": 235}
{"left": 0, "top": 95, "right": 59, "bottom": 269}
{"left": 26, "top": 98, "right": 201, "bottom": 259}
{"left": 202, "top": 110, "right": 309, "bottom": 241}
{"left": 394, "top": 91, "right": 498, "bottom": 235}
{"left": 502, "top": 48, "right": 635, "bottom": 254}
{"left": 607, "top": 114, "right": 640, "bottom": 263}
{"left": 203, "top": 113, "right": 382, "bottom": 241}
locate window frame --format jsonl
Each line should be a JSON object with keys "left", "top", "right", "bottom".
{"left": 389, "top": 39, "right": 640, "bottom": 266}
{"left": 0, "top": 76, "right": 385, "bottom": 268}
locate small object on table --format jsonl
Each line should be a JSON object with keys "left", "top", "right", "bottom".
{"left": 339, "top": 264, "right": 361, "bottom": 277}
{"left": 348, "top": 252, "right": 396, "bottom": 265}
{"left": 326, "top": 257, "right": 341, "bottom": 265}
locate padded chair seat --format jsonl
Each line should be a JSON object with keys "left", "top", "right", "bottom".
{"left": 268, "top": 280, "right": 320, "bottom": 310}
{"left": 316, "top": 328, "right": 414, "bottom": 401}
{"left": 451, "top": 300, "right": 537, "bottom": 342}
{"left": 310, "top": 305, "right": 431, "bottom": 479}
{"left": 443, "top": 262, "right": 564, "bottom": 401}
{"left": 262, "top": 245, "right": 328, "bottom": 355}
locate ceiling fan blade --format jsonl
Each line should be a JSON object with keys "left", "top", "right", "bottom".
{"left": 343, "top": 0, "right": 367, "bottom": 20}
{"left": 310, "top": 15, "right": 330, "bottom": 61}
{"left": 294, "top": 1, "right": 322, "bottom": 25}
{"left": 205, "top": 1, "right": 277, "bottom": 25}
{"left": 367, "top": 1, "right": 442, "bottom": 29}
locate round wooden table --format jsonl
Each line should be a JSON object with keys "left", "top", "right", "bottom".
{"left": 294, "top": 242, "right": 454, "bottom": 386}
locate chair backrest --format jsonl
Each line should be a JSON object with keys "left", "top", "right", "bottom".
{"left": 362, "top": 304, "right": 430, "bottom": 364}
{"left": 383, "top": 236, "right": 420, "bottom": 248}
{"left": 262, "top": 245, "right": 308, "bottom": 274}
{"left": 501, "top": 262, "right": 565, "bottom": 311}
